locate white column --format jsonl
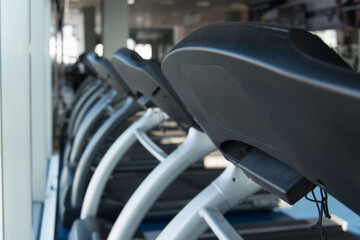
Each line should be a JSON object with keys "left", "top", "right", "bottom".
{"left": 0, "top": 0, "right": 33, "bottom": 239}
{"left": 83, "top": 6, "right": 96, "bottom": 53}
{"left": 0, "top": 0, "right": 52, "bottom": 239}
{"left": 30, "top": 0, "right": 52, "bottom": 202}
{"left": 44, "top": 0, "right": 52, "bottom": 160}
{"left": 103, "top": 0, "right": 129, "bottom": 58}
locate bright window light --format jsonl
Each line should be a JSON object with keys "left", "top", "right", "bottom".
{"left": 62, "top": 25, "right": 79, "bottom": 64}
{"left": 203, "top": 152, "right": 229, "bottom": 169}
{"left": 94, "top": 43, "right": 104, "bottom": 57}
{"left": 313, "top": 29, "right": 338, "bottom": 48}
{"left": 49, "top": 36, "right": 56, "bottom": 61}
{"left": 127, "top": 38, "right": 136, "bottom": 50}
{"left": 135, "top": 44, "right": 152, "bottom": 60}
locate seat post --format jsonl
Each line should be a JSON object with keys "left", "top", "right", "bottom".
{"left": 69, "top": 89, "right": 117, "bottom": 167}
{"left": 156, "top": 161, "right": 261, "bottom": 240}
{"left": 70, "top": 96, "right": 142, "bottom": 209}
{"left": 80, "top": 108, "right": 168, "bottom": 219}
{"left": 67, "top": 79, "right": 103, "bottom": 138}
{"left": 71, "top": 83, "right": 107, "bottom": 137}
{"left": 107, "top": 127, "right": 216, "bottom": 240}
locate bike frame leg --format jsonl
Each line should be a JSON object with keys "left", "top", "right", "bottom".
{"left": 71, "top": 97, "right": 142, "bottom": 208}
{"left": 80, "top": 108, "right": 168, "bottom": 218}
{"left": 107, "top": 128, "right": 216, "bottom": 240}
{"left": 72, "top": 84, "right": 107, "bottom": 137}
{"left": 59, "top": 97, "right": 142, "bottom": 227}
{"left": 67, "top": 79, "right": 102, "bottom": 138}
{"left": 64, "top": 85, "right": 107, "bottom": 164}
{"left": 69, "top": 89, "right": 117, "bottom": 167}
{"left": 71, "top": 76, "right": 94, "bottom": 104}
{"left": 156, "top": 163, "right": 261, "bottom": 240}
{"left": 63, "top": 141, "right": 72, "bottom": 166}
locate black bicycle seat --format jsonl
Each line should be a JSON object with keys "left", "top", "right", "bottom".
{"left": 162, "top": 22, "right": 360, "bottom": 214}
{"left": 111, "top": 48, "right": 193, "bottom": 128}
{"left": 86, "top": 52, "right": 130, "bottom": 98}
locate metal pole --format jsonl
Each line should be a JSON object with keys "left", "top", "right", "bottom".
{"left": 107, "top": 128, "right": 216, "bottom": 240}
{"left": 71, "top": 84, "right": 107, "bottom": 136}
{"left": 80, "top": 108, "right": 168, "bottom": 218}
{"left": 67, "top": 79, "right": 102, "bottom": 138}
{"left": 156, "top": 163, "right": 261, "bottom": 240}
{"left": 69, "top": 89, "right": 117, "bottom": 167}
{"left": 71, "top": 97, "right": 142, "bottom": 208}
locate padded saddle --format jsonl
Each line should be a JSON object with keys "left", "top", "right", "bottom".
{"left": 111, "top": 48, "right": 194, "bottom": 128}
{"left": 161, "top": 22, "right": 360, "bottom": 214}
{"left": 86, "top": 52, "right": 130, "bottom": 98}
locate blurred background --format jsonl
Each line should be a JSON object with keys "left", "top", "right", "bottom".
{"left": 52, "top": 0, "right": 360, "bottom": 142}
{"left": 54, "top": 0, "right": 360, "bottom": 69}
{"left": 50, "top": 1, "right": 360, "bottom": 237}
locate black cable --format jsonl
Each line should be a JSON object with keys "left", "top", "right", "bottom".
{"left": 305, "top": 187, "right": 331, "bottom": 240}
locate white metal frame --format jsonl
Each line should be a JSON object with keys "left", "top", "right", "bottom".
{"left": 71, "top": 96, "right": 141, "bottom": 208}
{"left": 71, "top": 84, "right": 107, "bottom": 137}
{"left": 63, "top": 82, "right": 107, "bottom": 163}
{"left": 69, "top": 89, "right": 117, "bottom": 166}
{"left": 156, "top": 163, "right": 261, "bottom": 240}
{"left": 107, "top": 127, "right": 216, "bottom": 240}
{"left": 67, "top": 79, "right": 102, "bottom": 138}
{"left": 80, "top": 108, "right": 168, "bottom": 218}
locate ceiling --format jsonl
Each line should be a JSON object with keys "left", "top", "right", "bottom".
{"left": 67, "top": 0, "right": 277, "bottom": 29}
{"left": 68, "top": 0, "right": 273, "bottom": 9}
{"left": 129, "top": 0, "right": 250, "bottom": 28}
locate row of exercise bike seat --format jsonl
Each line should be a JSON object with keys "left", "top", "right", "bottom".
{"left": 59, "top": 22, "right": 360, "bottom": 240}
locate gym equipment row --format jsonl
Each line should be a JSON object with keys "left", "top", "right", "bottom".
{"left": 58, "top": 22, "right": 360, "bottom": 240}
{"left": 60, "top": 51, "right": 232, "bottom": 229}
